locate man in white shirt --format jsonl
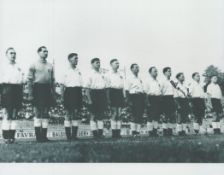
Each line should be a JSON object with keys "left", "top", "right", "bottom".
{"left": 27, "top": 46, "right": 56, "bottom": 142}
{"left": 207, "top": 75, "right": 223, "bottom": 134}
{"left": 0, "top": 47, "right": 23, "bottom": 144}
{"left": 160, "top": 67, "right": 176, "bottom": 136}
{"left": 60, "top": 53, "right": 83, "bottom": 140}
{"left": 125, "top": 63, "right": 145, "bottom": 136}
{"left": 85, "top": 58, "right": 108, "bottom": 138}
{"left": 144, "top": 66, "right": 162, "bottom": 137}
{"left": 189, "top": 72, "right": 206, "bottom": 134}
{"left": 174, "top": 73, "right": 191, "bottom": 136}
{"left": 106, "top": 59, "right": 125, "bottom": 138}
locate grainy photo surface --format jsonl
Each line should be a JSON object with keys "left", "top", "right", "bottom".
{"left": 0, "top": 0, "right": 224, "bottom": 164}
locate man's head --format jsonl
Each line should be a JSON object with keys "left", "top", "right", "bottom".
{"left": 37, "top": 46, "right": 48, "bottom": 59}
{"left": 6, "top": 47, "right": 16, "bottom": 63}
{"left": 148, "top": 66, "right": 158, "bottom": 78}
{"left": 163, "top": 67, "right": 172, "bottom": 79}
{"left": 110, "top": 59, "right": 119, "bottom": 70}
{"left": 68, "top": 53, "right": 78, "bottom": 67}
{"left": 91, "top": 58, "right": 100, "bottom": 70}
{"left": 211, "top": 75, "right": 218, "bottom": 84}
{"left": 130, "top": 63, "right": 139, "bottom": 75}
{"left": 192, "top": 72, "right": 200, "bottom": 82}
{"left": 176, "top": 72, "right": 185, "bottom": 82}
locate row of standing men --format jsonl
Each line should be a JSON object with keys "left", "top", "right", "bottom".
{"left": 0, "top": 46, "right": 223, "bottom": 143}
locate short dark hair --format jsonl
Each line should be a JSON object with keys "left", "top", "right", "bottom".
{"left": 176, "top": 72, "right": 184, "bottom": 79}
{"left": 6, "top": 47, "right": 14, "bottom": 54}
{"left": 91, "top": 58, "right": 100, "bottom": 64}
{"left": 110, "top": 59, "right": 118, "bottom": 65}
{"left": 37, "top": 46, "right": 47, "bottom": 53}
{"left": 148, "top": 66, "right": 156, "bottom": 73}
{"left": 211, "top": 75, "right": 218, "bottom": 78}
{"left": 130, "top": 63, "right": 138, "bottom": 70}
{"left": 68, "top": 53, "right": 78, "bottom": 60}
{"left": 163, "top": 67, "right": 171, "bottom": 74}
{"left": 192, "top": 72, "right": 199, "bottom": 78}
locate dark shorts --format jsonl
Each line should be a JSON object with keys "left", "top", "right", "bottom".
{"left": 161, "top": 95, "right": 176, "bottom": 117}
{"left": 64, "top": 87, "right": 82, "bottom": 111}
{"left": 147, "top": 95, "right": 162, "bottom": 121}
{"left": 1, "top": 84, "right": 23, "bottom": 108}
{"left": 33, "top": 84, "right": 55, "bottom": 108}
{"left": 109, "top": 88, "right": 125, "bottom": 107}
{"left": 90, "top": 89, "right": 107, "bottom": 114}
{"left": 130, "top": 93, "right": 145, "bottom": 123}
{"left": 211, "top": 98, "right": 223, "bottom": 114}
{"left": 175, "top": 98, "right": 190, "bottom": 115}
{"left": 175, "top": 97, "right": 190, "bottom": 122}
{"left": 191, "top": 98, "right": 205, "bottom": 118}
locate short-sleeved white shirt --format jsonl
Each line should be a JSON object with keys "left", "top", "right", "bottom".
{"left": 160, "top": 77, "right": 175, "bottom": 96}
{"left": 207, "top": 83, "right": 222, "bottom": 99}
{"left": 144, "top": 76, "right": 161, "bottom": 96}
{"left": 174, "top": 82, "right": 188, "bottom": 98}
{"left": 189, "top": 81, "right": 205, "bottom": 98}
{"left": 85, "top": 69, "right": 107, "bottom": 89}
{"left": 125, "top": 74, "right": 144, "bottom": 94}
{"left": 106, "top": 70, "right": 124, "bottom": 89}
{"left": 62, "top": 66, "right": 82, "bottom": 87}
{"left": 0, "top": 62, "right": 23, "bottom": 84}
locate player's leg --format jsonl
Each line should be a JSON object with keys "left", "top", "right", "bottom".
{"left": 152, "top": 96, "right": 161, "bottom": 136}
{"left": 34, "top": 107, "right": 42, "bottom": 142}
{"left": 9, "top": 108, "right": 18, "bottom": 143}
{"left": 71, "top": 109, "right": 79, "bottom": 140}
{"left": 161, "top": 97, "right": 168, "bottom": 136}
{"left": 212, "top": 99, "right": 222, "bottom": 134}
{"left": 64, "top": 110, "right": 72, "bottom": 140}
{"left": 2, "top": 108, "right": 12, "bottom": 143}
{"left": 41, "top": 107, "right": 50, "bottom": 142}
{"left": 110, "top": 107, "right": 117, "bottom": 138}
{"left": 147, "top": 96, "right": 154, "bottom": 136}
{"left": 135, "top": 94, "right": 145, "bottom": 136}
{"left": 90, "top": 113, "right": 98, "bottom": 138}
{"left": 116, "top": 107, "right": 122, "bottom": 138}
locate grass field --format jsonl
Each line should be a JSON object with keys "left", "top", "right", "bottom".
{"left": 0, "top": 134, "right": 224, "bottom": 163}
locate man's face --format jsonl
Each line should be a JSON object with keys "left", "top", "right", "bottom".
{"left": 111, "top": 60, "right": 119, "bottom": 70}
{"left": 179, "top": 74, "right": 185, "bottom": 82}
{"left": 38, "top": 48, "right": 48, "bottom": 59}
{"left": 69, "top": 56, "right": 78, "bottom": 66}
{"left": 194, "top": 73, "right": 200, "bottom": 82}
{"left": 165, "top": 68, "right": 172, "bottom": 78}
{"left": 211, "top": 76, "right": 218, "bottom": 83}
{"left": 6, "top": 49, "right": 16, "bottom": 63}
{"left": 150, "top": 67, "right": 158, "bottom": 78}
{"left": 132, "top": 65, "right": 139, "bottom": 74}
{"left": 92, "top": 60, "right": 101, "bottom": 70}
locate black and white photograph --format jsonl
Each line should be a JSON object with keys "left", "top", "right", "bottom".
{"left": 0, "top": 0, "right": 224, "bottom": 174}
